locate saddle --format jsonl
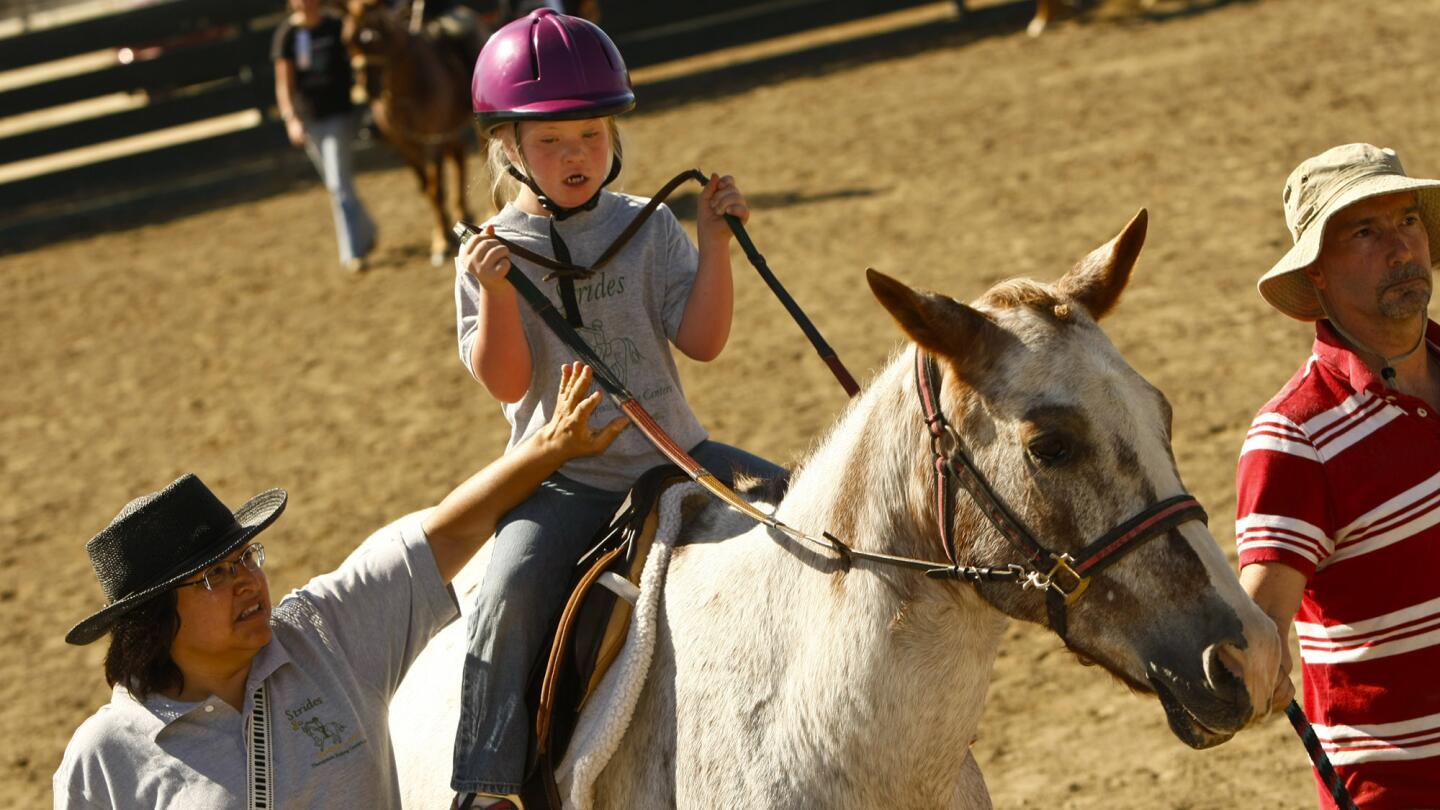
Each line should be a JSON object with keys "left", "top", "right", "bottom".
{"left": 516, "top": 464, "right": 687, "bottom": 809}
{"left": 514, "top": 464, "right": 785, "bottom": 809}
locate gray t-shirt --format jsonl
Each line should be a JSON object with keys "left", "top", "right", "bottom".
{"left": 53, "top": 514, "right": 459, "bottom": 809}
{"left": 455, "top": 192, "right": 708, "bottom": 491}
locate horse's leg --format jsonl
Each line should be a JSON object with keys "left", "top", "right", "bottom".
{"left": 1028, "top": 0, "right": 1052, "bottom": 36}
{"left": 426, "top": 152, "right": 450, "bottom": 266}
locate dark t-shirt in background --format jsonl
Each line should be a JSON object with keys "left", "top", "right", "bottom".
{"left": 271, "top": 13, "right": 355, "bottom": 120}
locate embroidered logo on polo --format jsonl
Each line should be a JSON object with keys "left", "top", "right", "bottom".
{"left": 284, "top": 695, "right": 367, "bottom": 767}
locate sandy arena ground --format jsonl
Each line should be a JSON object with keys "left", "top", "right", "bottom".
{"left": 4, "top": 0, "right": 1435, "bottom": 806}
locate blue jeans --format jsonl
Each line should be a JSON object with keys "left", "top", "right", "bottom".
{"left": 451, "top": 441, "right": 784, "bottom": 794}
{"left": 302, "top": 110, "right": 375, "bottom": 264}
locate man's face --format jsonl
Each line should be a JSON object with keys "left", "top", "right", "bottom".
{"left": 1307, "top": 191, "right": 1432, "bottom": 323}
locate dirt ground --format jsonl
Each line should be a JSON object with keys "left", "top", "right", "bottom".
{"left": 4, "top": 0, "right": 1436, "bottom": 806}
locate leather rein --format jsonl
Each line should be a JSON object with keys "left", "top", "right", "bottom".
{"left": 914, "top": 349, "right": 1209, "bottom": 637}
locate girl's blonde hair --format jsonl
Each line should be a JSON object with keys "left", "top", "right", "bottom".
{"left": 483, "top": 118, "right": 624, "bottom": 214}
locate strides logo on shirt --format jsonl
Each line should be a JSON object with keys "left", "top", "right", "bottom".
{"left": 284, "top": 695, "right": 367, "bottom": 767}
{"left": 577, "top": 319, "right": 644, "bottom": 386}
{"left": 574, "top": 271, "right": 625, "bottom": 303}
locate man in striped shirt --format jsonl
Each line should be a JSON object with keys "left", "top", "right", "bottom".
{"left": 1239, "top": 143, "right": 1440, "bottom": 808}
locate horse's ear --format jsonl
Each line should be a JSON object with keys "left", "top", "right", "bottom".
{"left": 867, "top": 268, "right": 1009, "bottom": 380}
{"left": 1056, "top": 208, "right": 1147, "bottom": 321}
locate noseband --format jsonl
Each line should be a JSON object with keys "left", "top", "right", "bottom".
{"left": 915, "top": 349, "right": 1208, "bottom": 638}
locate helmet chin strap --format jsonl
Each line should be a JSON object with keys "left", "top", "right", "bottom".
{"left": 1316, "top": 289, "right": 1427, "bottom": 389}
{"left": 506, "top": 156, "right": 623, "bottom": 221}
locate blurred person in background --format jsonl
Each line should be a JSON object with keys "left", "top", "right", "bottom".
{"left": 273, "top": 0, "right": 377, "bottom": 272}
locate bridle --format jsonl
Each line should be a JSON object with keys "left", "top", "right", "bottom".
{"left": 917, "top": 348, "right": 1357, "bottom": 807}
{"left": 914, "top": 349, "right": 1208, "bottom": 638}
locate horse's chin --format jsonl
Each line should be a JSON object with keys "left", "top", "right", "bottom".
{"left": 1147, "top": 671, "right": 1238, "bottom": 750}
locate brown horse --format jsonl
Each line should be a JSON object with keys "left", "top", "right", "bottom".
{"left": 343, "top": 0, "right": 474, "bottom": 265}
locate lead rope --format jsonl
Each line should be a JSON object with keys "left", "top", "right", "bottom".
{"left": 1285, "top": 700, "right": 1358, "bottom": 809}
{"left": 247, "top": 682, "right": 272, "bottom": 810}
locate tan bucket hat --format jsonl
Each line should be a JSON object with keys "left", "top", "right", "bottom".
{"left": 1259, "top": 143, "right": 1440, "bottom": 321}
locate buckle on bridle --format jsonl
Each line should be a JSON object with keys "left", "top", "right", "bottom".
{"left": 1022, "top": 553, "right": 1090, "bottom": 604}
{"left": 929, "top": 423, "right": 962, "bottom": 460}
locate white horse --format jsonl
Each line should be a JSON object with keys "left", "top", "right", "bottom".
{"left": 393, "top": 210, "right": 1281, "bottom": 807}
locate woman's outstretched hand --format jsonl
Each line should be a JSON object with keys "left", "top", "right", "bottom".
{"left": 536, "top": 362, "right": 629, "bottom": 462}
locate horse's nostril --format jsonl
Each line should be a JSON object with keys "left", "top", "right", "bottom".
{"left": 1203, "top": 641, "right": 1246, "bottom": 694}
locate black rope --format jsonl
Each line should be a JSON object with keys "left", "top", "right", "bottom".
{"left": 677, "top": 168, "right": 859, "bottom": 396}
{"left": 1285, "top": 700, "right": 1358, "bottom": 810}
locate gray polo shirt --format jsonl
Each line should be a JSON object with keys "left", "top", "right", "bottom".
{"left": 455, "top": 192, "right": 708, "bottom": 492}
{"left": 53, "top": 513, "right": 458, "bottom": 809}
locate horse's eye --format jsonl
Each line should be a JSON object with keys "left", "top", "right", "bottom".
{"left": 1027, "top": 434, "right": 1072, "bottom": 466}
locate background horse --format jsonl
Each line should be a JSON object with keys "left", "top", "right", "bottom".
{"left": 343, "top": 0, "right": 474, "bottom": 265}
{"left": 391, "top": 211, "right": 1282, "bottom": 807}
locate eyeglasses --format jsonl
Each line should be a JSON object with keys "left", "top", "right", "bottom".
{"left": 178, "top": 543, "right": 266, "bottom": 591}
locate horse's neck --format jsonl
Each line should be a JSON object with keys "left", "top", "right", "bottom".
{"left": 377, "top": 28, "right": 434, "bottom": 102}
{"left": 378, "top": 33, "right": 414, "bottom": 99}
{"left": 749, "top": 349, "right": 1007, "bottom": 795}
{"left": 778, "top": 347, "right": 947, "bottom": 566}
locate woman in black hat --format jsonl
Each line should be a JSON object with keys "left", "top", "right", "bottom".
{"left": 54, "top": 363, "right": 625, "bottom": 809}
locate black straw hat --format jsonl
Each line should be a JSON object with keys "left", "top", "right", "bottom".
{"left": 65, "top": 474, "right": 287, "bottom": 646}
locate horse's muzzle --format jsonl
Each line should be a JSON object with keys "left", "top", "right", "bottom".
{"left": 1146, "top": 641, "right": 1253, "bottom": 749}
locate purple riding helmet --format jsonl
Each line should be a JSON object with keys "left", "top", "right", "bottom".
{"left": 472, "top": 8, "right": 634, "bottom": 216}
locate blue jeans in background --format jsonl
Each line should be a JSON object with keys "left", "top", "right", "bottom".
{"left": 450, "top": 440, "right": 784, "bottom": 795}
{"left": 302, "top": 110, "right": 375, "bottom": 266}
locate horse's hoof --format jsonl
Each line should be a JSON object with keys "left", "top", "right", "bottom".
{"left": 431, "top": 251, "right": 447, "bottom": 268}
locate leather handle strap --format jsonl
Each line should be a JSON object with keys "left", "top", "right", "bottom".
{"left": 536, "top": 541, "right": 628, "bottom": 754}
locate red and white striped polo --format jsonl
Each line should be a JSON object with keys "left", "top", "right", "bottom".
{"left": 1237, "top": 320, "right": 1440, "bottom": 809}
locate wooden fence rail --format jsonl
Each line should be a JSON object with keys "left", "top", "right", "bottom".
{"left": 0, "top": 0, "right": 952, "bottom": 246}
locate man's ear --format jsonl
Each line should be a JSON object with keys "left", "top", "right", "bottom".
{"left": 1302, "top": 262, "right": 1326, "bottom": 290}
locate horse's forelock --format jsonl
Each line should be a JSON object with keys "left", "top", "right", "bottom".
{"left": 978, "top": 279, "right": 1076, "bottom": 326}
